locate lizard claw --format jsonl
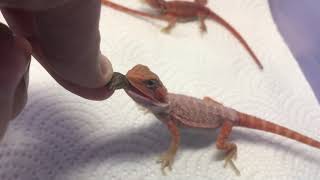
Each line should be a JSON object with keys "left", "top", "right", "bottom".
{"left": 223, "top": 148, "right": 240, "bottom": 176}
{"left": 156, "top": 152, "right": 175, "bottom": 175}
{"left": 161, "top": 27, "right": 171, "bottom": 34}
{"left": 137, "top": 105, "right": 150, "bottom": 115}
{"left": 200, "top": 28, "right": 207, "bottom": 35}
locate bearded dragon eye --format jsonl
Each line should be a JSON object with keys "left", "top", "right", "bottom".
{"left": 144, "top": 79, "right": 158, "bottom": 89}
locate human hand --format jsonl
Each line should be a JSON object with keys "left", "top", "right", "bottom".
{"left": 0, "top": 0, "right": 114, "bottom": 140}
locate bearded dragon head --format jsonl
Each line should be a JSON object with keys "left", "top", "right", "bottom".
{"left": 125, "top": 64, "right": 169, "bottom": 112}
{"left": 141, "top": 0, "right": 166, "bottom": 10}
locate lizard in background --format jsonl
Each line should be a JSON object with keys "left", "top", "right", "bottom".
{"left": 102, "top": 0, "right": 263, "bottom": 69}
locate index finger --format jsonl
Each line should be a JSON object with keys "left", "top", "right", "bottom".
{"left": 2, "top": 0, "right": 115, "bottom": 100}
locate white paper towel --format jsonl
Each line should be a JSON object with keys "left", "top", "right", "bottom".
{"left": 1, "top": 0, "right": 320, "bottom": 179}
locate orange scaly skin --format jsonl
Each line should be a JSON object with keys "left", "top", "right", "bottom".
{"left": 124, "top": 64, "right": 320, "bottom": 175}
{"left": 102, "top": 0, "right": 263, "bottom": 69}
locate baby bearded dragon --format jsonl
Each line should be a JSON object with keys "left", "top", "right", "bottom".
{"left": 101, "top": 0, "right": 263, "bottom": 70}
{"left": 122, "top": 64, "right": 320, "bottom": 175}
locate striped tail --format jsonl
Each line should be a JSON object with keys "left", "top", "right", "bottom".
{"left": 208, "top": 11, "right": 263, "bottom": 70}
{"left": 237, "top": 112, "right": 320, "bottom": 149}
{"left": 101, "top": 0, "right": 166, "bottom": 20}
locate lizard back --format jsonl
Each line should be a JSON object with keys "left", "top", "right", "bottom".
{"left": 166, "top": 93, "right": 238, "bottom": 128}
{"left": 165, "top": 1, "right": 209, "bottom": 20}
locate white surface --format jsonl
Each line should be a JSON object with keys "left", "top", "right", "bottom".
{"left": 1, "top": 0, "right": 320, "bottom": 179}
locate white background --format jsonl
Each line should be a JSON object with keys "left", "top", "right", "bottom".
{"left": 0, "top": 0, "right": 320, "bottom": 179}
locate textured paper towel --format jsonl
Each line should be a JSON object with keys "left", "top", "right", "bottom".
{"left": 1, "top": 0, "right": 320, "bottom": 180}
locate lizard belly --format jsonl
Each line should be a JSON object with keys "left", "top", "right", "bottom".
{"left": 168, "top": 94, "right": 227, "bottom": 128}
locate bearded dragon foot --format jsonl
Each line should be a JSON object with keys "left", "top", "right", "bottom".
{"left": 223, "top": 147, "right": 240, "bottom": 176}
{"left": 216, "top": 121, "right": 240, "bottom": 175}
{"left": 156, "top": 151, "right": 176, "bottom": 175}
{"left": 161, "top": 27, "right": 171, "bottom": 34}
{"left": 200, "top": 25, "right": 207, "bottom": 34}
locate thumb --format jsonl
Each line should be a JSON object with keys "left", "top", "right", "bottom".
{"left": 0, "top": 23, "right": 31, "bottom": 140}
{"left": 2, "top": 0, "right": 115, "bottom": 100}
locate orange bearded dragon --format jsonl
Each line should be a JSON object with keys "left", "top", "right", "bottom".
{"left": 107, "top": 65, "right": 320, "bottom": 175}
{"left": 102, "top": 0, "right": 263, "bottom": 69}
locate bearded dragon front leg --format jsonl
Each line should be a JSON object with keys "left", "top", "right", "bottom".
{"left": 157, "top": 120, "right": 180, "bottom": 175}
{"left": 216, "top": 120, "right": 240, "bottom": 175}
{"left": 161, "top": 15, "right": 177, "bottom": 34}
{"left": 195, "top": 0, "right": 209, "bottom": 33}
{"left": 198, "top": 12, "right": 208, "bottom": 33}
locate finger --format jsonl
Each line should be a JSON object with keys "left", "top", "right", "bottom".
{"left": 0, "top": 0, "right": 72, "bottom": 11}
{"left": 33, "top": 0, "right": 113, "bottom": 88}
{"left": 39, "top": 52, "right": 115, "bottom": 100}
{"left": 31, "top": 41, "right": 115, "bottom": 100}
{"left": 0, "top": 23, "right": 31, "bottom": 139}
{"left": 2, "top": 0, "right": 115, "bottom": 100}
{"left": 11, "top": 36, "right": 32, "bottom": 118}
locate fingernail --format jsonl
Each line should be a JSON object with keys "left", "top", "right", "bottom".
{"left": 99, "top": 54, "right": 113, "bottom": 83}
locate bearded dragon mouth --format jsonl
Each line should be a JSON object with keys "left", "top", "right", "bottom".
{"left": 125, "top": 85, "right": 168, "bottom": 108}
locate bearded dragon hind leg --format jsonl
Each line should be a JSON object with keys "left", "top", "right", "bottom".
{"left": 216, "top": 121, "right": 241, "bottom": 176}
{"left": 161, "top": 16, "right": 177, "bottom": 34}
{"left": 198, "top": 12, "right": 208, "bottom": 34}
{"left": 161, "top": 25, "right": 174, "bottom": 34}
{"left": 161, "top": 27, "right": 171, "bottom": 34}
{"left": 157, "top": 121, "right": 180, "bottom": 175}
